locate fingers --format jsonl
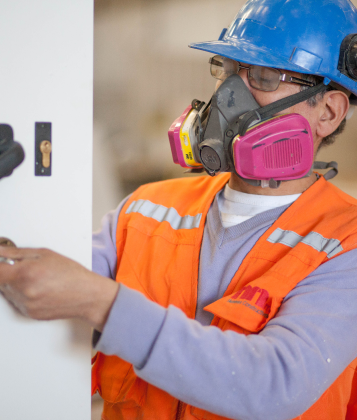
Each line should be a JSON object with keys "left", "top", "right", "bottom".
{"left": 0, "top": 259, "right": 21, "bottom": 285}
{"left": 0, "top": 247, "right": 44, "bottom": 287}
{"left": 0, "top": 283, "right": 29, "bottom": 316}
{"left": 0, "top": 246, "right": 42, "bottom": 260}
{"left": 0, "top": 251, "right": 50, "bottom": 318}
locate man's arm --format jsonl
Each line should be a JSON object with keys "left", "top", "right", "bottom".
{"left": 0, "top": 196, "right": 130, "bottom": 330}
{"left": 93, "top": 248, "right": 357, "bottom": 420}
{"left": 2, "top": 225, "right": 357, "bottom": 420}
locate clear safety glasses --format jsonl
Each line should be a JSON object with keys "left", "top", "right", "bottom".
{"left": 209, "top": 55, "right": 316, "bottom": 92}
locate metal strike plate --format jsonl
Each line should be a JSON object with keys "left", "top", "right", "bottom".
{"left": 35, "top": 122, "right": 52, "bottom": 176}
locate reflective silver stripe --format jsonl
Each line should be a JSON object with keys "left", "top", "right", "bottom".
{"left": 268, "top": 228, "right": 302, "bottom": 248}
{"left": 267, "top": 228, "right": 343, "bottom": 258}
{"left": 126, "top": 199, "right": 202, "bottom": 230}
{"left": 302, "top": 232, "right": 343, "bottom": 258}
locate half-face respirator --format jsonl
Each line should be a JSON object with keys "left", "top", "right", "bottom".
{"left": 169, "top": 74, "right": 332, "bottom": 188}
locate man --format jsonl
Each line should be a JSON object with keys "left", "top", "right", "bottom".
{"left": 1, "top": 0, "right": 357, "bottom": 419}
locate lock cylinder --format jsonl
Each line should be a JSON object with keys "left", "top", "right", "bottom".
{"left": 40, "top": 141, "right": 52, "bottom": 168}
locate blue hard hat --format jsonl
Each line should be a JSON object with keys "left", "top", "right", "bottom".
{"left": 190, "top": 0, "right": 357, "bottom": 98}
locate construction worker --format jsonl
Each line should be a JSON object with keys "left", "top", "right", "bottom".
{"left": 2, "top": 0, "right": 357, "bottom": 419}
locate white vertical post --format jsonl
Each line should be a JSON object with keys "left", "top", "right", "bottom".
{"left": 0, "top": 1, "right": 93, "bottom": 419}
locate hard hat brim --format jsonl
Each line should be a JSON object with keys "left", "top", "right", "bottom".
{"left": 189, "top": 40, "right": 311, "bottom": 74}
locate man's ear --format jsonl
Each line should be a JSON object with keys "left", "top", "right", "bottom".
{"left": 316, "top": 90, "right": 350, "bottom": 138}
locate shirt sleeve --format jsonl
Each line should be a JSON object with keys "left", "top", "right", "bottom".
{"left": 95, "top": 248, "right": 357, "bottom": 420}
{"left": 92, "top": 195, "right": 131, "bottom": 280}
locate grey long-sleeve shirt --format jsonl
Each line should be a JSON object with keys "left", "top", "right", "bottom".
{"left": 93, "top": 189, "right": 357, "bottom": 420}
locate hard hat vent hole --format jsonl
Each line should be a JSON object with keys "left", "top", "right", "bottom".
{"left": 263, "top": 138, "right": 302, "bottom": 169}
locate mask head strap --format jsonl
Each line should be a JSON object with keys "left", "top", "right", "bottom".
{"left": 237, "top": 82, "right": 328, "bottom": 136}
{"left": 313, "top": 161, "right": 338, "bottom": 180}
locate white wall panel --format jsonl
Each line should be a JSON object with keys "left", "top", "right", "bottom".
{"left": 0, "top": 1, "right": 93, "bottom": 419}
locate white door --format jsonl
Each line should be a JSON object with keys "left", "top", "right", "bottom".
{"left": 0, "top": 1, "right": 93, "bottom": 419}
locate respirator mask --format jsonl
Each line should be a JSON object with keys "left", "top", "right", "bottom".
{"left": 169, "top": 64, "right": 337, "bottom": 188}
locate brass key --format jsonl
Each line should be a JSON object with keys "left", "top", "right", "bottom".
{"left": 39, "top": 140, "right": 52, "bottom": 168}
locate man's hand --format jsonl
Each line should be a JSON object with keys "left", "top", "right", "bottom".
{"left": 0, "top": 246, "right": 119, "bottom": 331}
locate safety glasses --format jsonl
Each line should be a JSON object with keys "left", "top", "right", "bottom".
{"left": 209, "top": 55, "right": 316, "bottom": 92}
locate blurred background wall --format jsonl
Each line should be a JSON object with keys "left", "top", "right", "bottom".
{"left": 93, "top": 0, "right": 357, "bottom": 231}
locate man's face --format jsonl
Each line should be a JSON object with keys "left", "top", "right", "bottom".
{"left": 215, "top": 64, "right": 324, "bottom": 155}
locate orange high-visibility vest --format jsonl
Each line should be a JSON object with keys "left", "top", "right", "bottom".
{"left": 92, "top": 174, "right": 357, "bottom": 420}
